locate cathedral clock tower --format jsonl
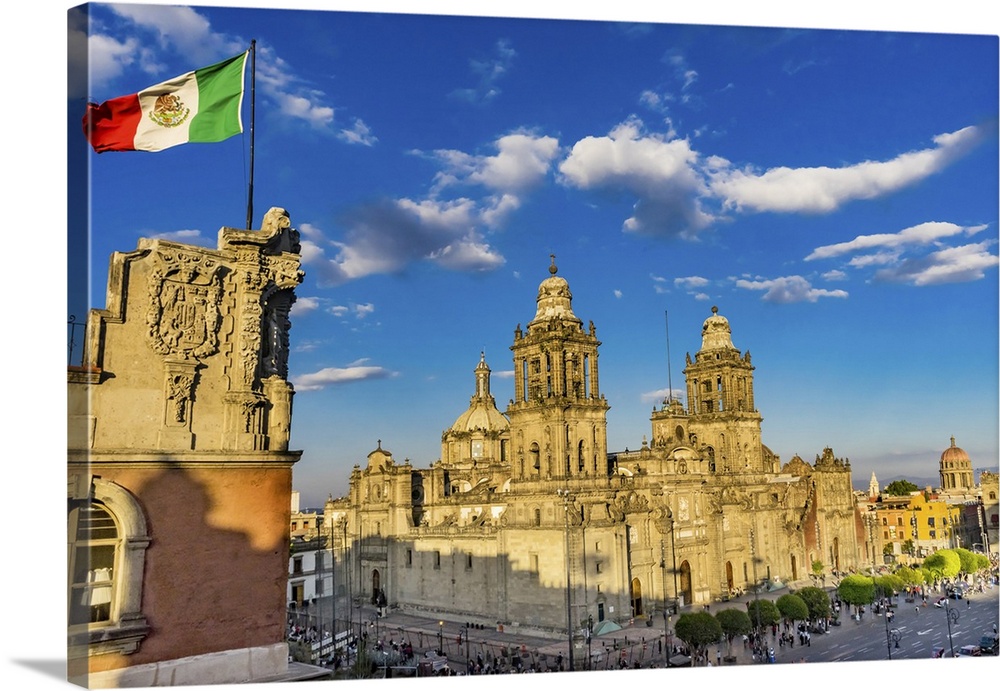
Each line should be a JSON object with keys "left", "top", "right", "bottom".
{"left": 684, "top": 306, "right": 768, "bottom": 474}
{"left": 507, "top": 257, "right": 609, "bottom": 480}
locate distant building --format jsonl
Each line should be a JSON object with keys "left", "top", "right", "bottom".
{"left": 939, "top": 436, "right": 975, "bottom": 495}
{"left": 322, "top": 259, "right": 864, "bottom": 658}
{"left": 68, "top": 208, "right": 304, "bottom": 687}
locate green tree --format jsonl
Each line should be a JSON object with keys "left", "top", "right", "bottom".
{"left": 894, "top": 566, "right": 925, "bottom": 588}
{"left": 776, "top": 593, "right": 809, "bottom": 626}
{"left": 923, "top": 549, "right": 961, "bottom": 579}
{"left": 973, "top": 553, "right": 990, "bottom": 571}
{"left": 811, "top": 560, "right": 824, "bottom": 577}
{"left": 953, "top": 547, "right": 977, "bottom": 574}
{"left": 674, "top": 611, "right": 723, "bottom": 664}
{"left": 884, "top": 480, "right": 919, "bottom": 496}
{"left": 715, "top": 608, "right": 752, "bottom": 661}
{"left": 795, "top": 586, "right": 831, "bottom": 622}
{"left": 875, "top": 573, "right": 904, "bottom": 595}
{"left": 837, "top": 574, "right": 875, "bottom": 613}
{"left": 746, "top": 599, "right": 780, "bottom": 631}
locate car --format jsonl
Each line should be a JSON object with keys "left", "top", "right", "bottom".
{"left": 947, "top": 590, "right": 963, "bottom": 600}
{"left": 957, "top": 645, "right": 981, "bottom": 657}
{"left": 980, "top": 634, "right": 999, "bottom": 656}
{"left": 934, "top": 597, "right": 948, "bottom": 608}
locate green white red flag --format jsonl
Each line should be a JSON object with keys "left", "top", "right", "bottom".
{"left": 83, "top": 51, "right": 248, "bottom": 153}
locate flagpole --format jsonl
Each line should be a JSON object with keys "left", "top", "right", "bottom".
{"left": 246, "top": 40, "right": 256, "bottom": 230}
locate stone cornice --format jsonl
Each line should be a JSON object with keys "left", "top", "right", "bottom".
{"left": 68, "top": 449, "right": 302, "bottom": 467}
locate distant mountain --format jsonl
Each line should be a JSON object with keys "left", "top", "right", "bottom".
{"left": 853, "top": 475, "right": 938, "bottom": 493}
{"left": 853, "top": 468, "right": 995, "bottom": 493}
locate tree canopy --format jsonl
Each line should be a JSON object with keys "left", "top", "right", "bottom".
{"left": 715, "top": 608, "right": 752, "bottom": 660}
{"left": 776, "top": 593, "right": 809, "bottom": 622}
{"left": 674, "top": 611, "right": 723, "bottom": 654}
{"left": 883, "top": 479, "right": 919, "bottom": 496}
{"left": 874, "top": 573, "right": 904, "bottom": 595}
{"left": 746, "top": 599, "right": 780, "bottom": 629}
{"left": 837, "top": 574, "right": 875, "bottom": 606}
{"left": 795, "top": 586, "right": 831, "bottom": 621}
{"left": 953, "top": 547, "right": 979, "bottom": 574}
{"left": 923, "top": 549, "right": 961, "bottom": 579}
{"left": 894, "top": 566, "right": 925, "bottom": 587}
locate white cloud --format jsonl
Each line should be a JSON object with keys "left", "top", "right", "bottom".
{"left": 450, "top": 39, "right": 517, "bottom": 104}
{"left": 821, "top": 270, "right": 847, "bottom": 281}
{"left": 150, "top": 229, "right": 206, "bottom": 244}
{"left": 299, "top": 197, "right": 507, "bottom": 286}
{"left": 640, "top": 388, "right": 685, "bottom": 404}
{"left": 873, "top": 241, "right": 999, "bottom": 286}
{"left": 291, "top": 363, "right": 397, "bottom": 391}
{"left": 709, "top": 126, "right": 986, "bottom": 214}
{"left": 338, "top": 118, "right": 377, "bottom": 146}
{"left": 848, "top": 251, "right": 900, "bottom": 268}
{"left": 734, "top": 275, "right": 849, "bottom": 303}
{"left": 428, "top": 234, "right": 506, "bottom": 272}
{"left": 432, "top": 132, "right": 560, "bottom": 194}
{"left": 613, "top": 289, "right": 623, "bottom": 299}
{"left": 290, "top": 296, "right": 320, "bottom": 316}
{"left": 675, "top": 276, "right": 709, "bottom": 289}
{"left": 806, "top": 221, "right": 987, "bottom": 260}
{"left": 558, "top": 117, "right": 715, "bottom": 238}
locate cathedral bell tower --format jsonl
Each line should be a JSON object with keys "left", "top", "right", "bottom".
{"left": 507, "top": 256, "right": 609, "bottom": 480}
{"left": 683, "top": 306, "right": 764, "bottom": 473}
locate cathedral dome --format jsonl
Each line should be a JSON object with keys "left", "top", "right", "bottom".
{"left": 940, "top": 436, "right": 970, "bottom": 464}
{"left": 449, "top": 402, "right": 510, "bottom": 434}
{"left": 447, "top": 354, "right": 509, "bottom": 435}
{"left": 701, "top": 306, "right": 735, "bottom": 351}
{"left": 530, "top": 256, "right": 581, "bottom": 326}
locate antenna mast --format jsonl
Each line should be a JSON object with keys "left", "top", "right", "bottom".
{"left": 665, "top": 310, "right": 674, "bottom": 403}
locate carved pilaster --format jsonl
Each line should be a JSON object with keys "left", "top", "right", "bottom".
{"left": 223, "top": 391, "right": 268, "bottom": 451}
{"left": 262, "top": 375, "right": 294, "bottom": 451}
{"left": 158, "top": 358, "right": 199, "bottom": 449}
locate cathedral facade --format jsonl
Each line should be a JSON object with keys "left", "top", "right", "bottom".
{"left": 324, "top": 260, "right": 863, "bottom": 638}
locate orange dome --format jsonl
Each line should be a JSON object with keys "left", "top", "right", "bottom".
{"left": 940, "top": 436, "right": 969, "bottom": 463}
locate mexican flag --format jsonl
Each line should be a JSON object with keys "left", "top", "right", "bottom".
{"left": 83, "top": 51, "right": 248, "bottom": 153}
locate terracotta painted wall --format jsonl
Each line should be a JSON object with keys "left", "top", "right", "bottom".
{"left": 86, "top": 464, "right": 292, "bottom": 674}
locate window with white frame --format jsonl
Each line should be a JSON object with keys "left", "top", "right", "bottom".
{"left": 67, "top": 476, "right": 151, "bottom": 657}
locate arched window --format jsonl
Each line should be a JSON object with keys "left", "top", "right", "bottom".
{"left": 68, "top": 477, "right": 151, "bottom": 658}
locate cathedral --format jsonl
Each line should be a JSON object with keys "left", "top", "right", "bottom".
{"left": 323, "top": 259, "right": 863, "bottom": 638}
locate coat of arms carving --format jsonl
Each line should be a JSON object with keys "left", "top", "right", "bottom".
{"left": 146, "top": 248, "right": 224, "bottom": 359}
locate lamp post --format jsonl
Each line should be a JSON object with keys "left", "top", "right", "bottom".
{"left": 556, "top": 488, "right": 575, "bottom": 672}
{"left": 943, "top": 598, "right": 959, "bottom": 657}
{"left": 437, "top": 620, "right": 444, "bottom": 655}
{"left": 462, "top": 625, "right": 471, "bottom": 673}
{"left": 587, "top": 615, "right": 593, "bottom": 671}
{"left": 657, "top": 502, "right": 677, "bottom": 667}
{"left": 749, "top": 524, "right": 761, "bottom": 634}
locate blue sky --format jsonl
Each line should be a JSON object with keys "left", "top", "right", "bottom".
{"left": 68, "top": 2, "right": 997, "bottom": 511}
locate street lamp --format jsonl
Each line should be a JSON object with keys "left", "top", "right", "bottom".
{"left": 587, "top": 615, "right": 593, "bottom": 671}
{"left": 943, "top": 598, "right": 960, "bottom": 657}
{"left": 657, "top": 502, "right": 678, "bottom": 667}
{"left": 557, "top": 488, "right": 575, "bottom": 672}
{"left": 462, "top": 624, "right": 471, "bottom": 673}
{"left": 437, "top": 620, "right": 444, "bottom": 655}
{"left": 749, "top": 524, "right": 761, "bottom": 635}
